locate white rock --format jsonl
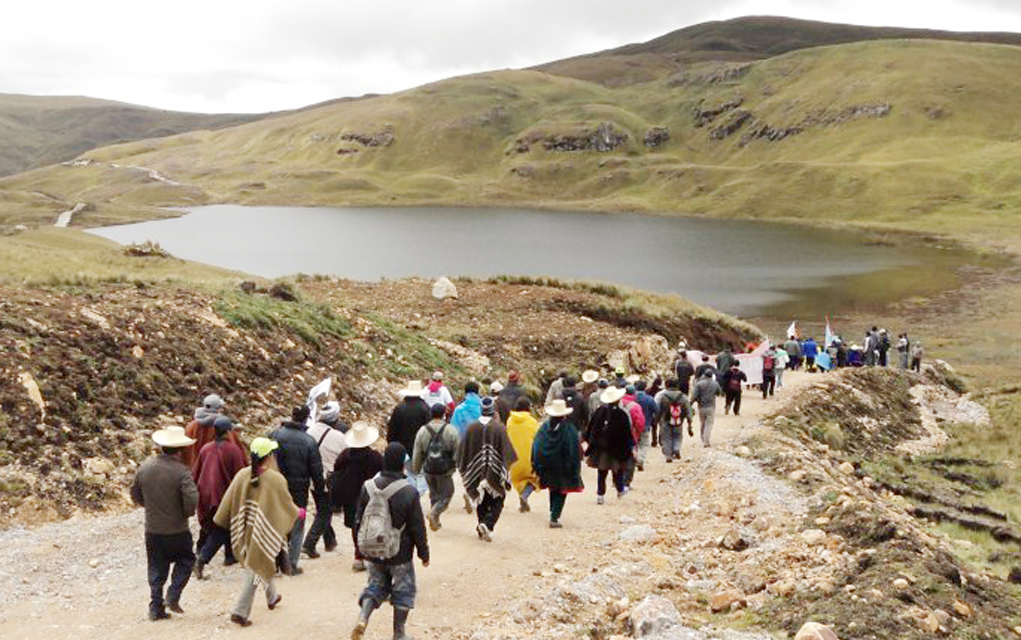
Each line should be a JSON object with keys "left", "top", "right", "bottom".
{"left": 735, "top": 446, "right": 752, "bottom": 458}
{"left": 630, "top": 594, "right": 682, "bottom": 638}
{"left": 794, "top": 621, "right": 840, "bottom": 640}
{"left": 800, "top": 529, "right": 827, "bottom": 545}
{"left": 620, "top": 525, "right": 658, "bottom": 544}
{"left": 431, "top": 276, "right": 458, "bottom": 299}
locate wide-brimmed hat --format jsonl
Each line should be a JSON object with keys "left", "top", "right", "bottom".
{"left": 399, "top": 380, "right": 424, "bottom": 397}
{"left": 431, "top": 370, "right": 444, "bottom": 381}
{"left": 490, "top": 381, "right": 504, "bottom": 394}
{"left": 614, "top": 366, "right": 626, "bottom": 376}
{"left": 544, "top": 399, "right": 574, "bottom": 417}
{"left": 625, "top": 374, "right": 641, "bottom": 385}
{"left": 600, "top": 386, "right": 626, "bottom": 404}
{"left": 581, "top": 369, "right": 599, "bottom": 384}
{"left": 152, "top": 426, "right": 195, "bottom": 448}
{"left": 345, "top": 421, "right": 379, "bottom": 448}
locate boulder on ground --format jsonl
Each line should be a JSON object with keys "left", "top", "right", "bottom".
{"left": 432, "top": 276, "right": 458, "bottom": 300}
{"left": 630, "top": 594, "right": 681, "bottom": 638}
{"left": 620, "top": 524, "right": 658, "bottom": 544}
{"left": 794, "top": 621, "right": 840, "bottom": 640}
{"left": 710, "top": 588, "right": 745, "bottom": 612}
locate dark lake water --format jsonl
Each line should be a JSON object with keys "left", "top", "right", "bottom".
{"left": 89, "top": 205, "right": 979, "bottom": 318}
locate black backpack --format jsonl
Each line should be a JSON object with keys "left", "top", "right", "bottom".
{"left": 422, "top": 424, "right": 453, "bottom": 475}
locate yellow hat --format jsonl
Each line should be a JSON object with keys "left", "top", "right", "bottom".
{"left": 250, "top": 437, "right": 279, "bottom": 459}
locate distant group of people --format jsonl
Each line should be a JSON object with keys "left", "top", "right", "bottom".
{"left": 781, "top": 326, "right": 924, "bottom": 372}
{"left": 129, "top": 323, "right": 926, "bottom": 636}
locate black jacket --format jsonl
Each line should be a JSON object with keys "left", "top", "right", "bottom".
{"left": 354, "top": 470, "right": 429, "bottom": 565}
{"left": 387, "top": 397, "right": 431, "bottom": 455}
{"left": 496, "top": 382, "right": 526, "bottom": 423}
{"left": 332, "top": 446, "right": 384, "bottom": 508}
{"left": 562, "top": 387, "right": 588, "bottom": 428}
{"left": 269, "top": 420, "right": 325, "bottom": 509}
{"left": 674, "top": 359, "right": 695, "bottom": 389}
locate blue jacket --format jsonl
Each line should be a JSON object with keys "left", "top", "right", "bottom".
{"left": 802, "top": 339, "right": 818, "bottom": 358}
{"left": 636, "top": 391, "right": 658, "bottom": 432}
{"left": 450, "top": 393, "right": 482, "bottom": 437}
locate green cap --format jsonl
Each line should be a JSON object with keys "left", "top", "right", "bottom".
{"left": 250, "top": 437, "right": 279, "bottom": 459}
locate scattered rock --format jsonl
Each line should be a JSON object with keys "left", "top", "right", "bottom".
{"left": 918, "top": 611, "right": 940, "bottom": 633}
{"left": 892, "top": 578, "right": 910, "bottom": 591}
{"left": 432, "top": 277, "right": 459, "bottom": 300}
{"left": 268, "top": 282, "right": 298, "bottom": 301}
{"left": 18, "top": 372, "right": 46, "bottom": 418}
{"left": 131, "top": 345, "right": 144, "bottom": 359}
{"left": 620, "top": 525, "right": 658, "bottom": 544}
{"left": 735, "top": 446, "right": 752, "bottom": 458}
{"left": 709, "top": 588, "right": 745, "bottom": 612}
{"left": 644, "top": 126, "right": 670, "bottom": 148}
{"left": 720, "top": 526, "right": 749, "bottom": 551}
{"left": 630, "top": 594, "right": 681, "bottom": 638}
{"left": 788, "top": 470, "right": 808, "bottom": 483}
{"left": 952, "top": 600, "right": 971, "bottom": 618}
{"left": 838, "top": 461, "right": 855, "bottom": 475}
{"left": 794, "top": 622, "right": 839, "bottom": 640}
{"left": 1008, "top": 566, "right": 1021, "bottom": 584}
{"left": 88, "top": 559, "right": 100, "bottom": 569}
{"left": 800, "top": 529, "right": 827, "bottom": 545}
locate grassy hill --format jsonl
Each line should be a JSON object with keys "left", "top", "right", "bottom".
{"left": 4, "top": 20, "right": 1021, "bottom": 248}
{"left": 0, "top": 93, "right": 266, "bottom": 177}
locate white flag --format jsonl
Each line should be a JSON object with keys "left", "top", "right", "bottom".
{"left": 787, "top": 321, "right": 797, "bottom": 339}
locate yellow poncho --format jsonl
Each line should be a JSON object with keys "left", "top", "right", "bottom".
{"left": 506, "top": 410, "right": 540, "bottom": 494}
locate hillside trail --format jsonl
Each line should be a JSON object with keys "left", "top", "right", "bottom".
{"left": 0, "top": 371, "right": 813, "bottom": 640}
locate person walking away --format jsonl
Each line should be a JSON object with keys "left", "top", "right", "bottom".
{"left": 586, "top": 386, "right": 635, "bottom": 503}
{"left": 864, "top": 328, "right": 879, "bottom": 367}
{"left": 656, "top": 379, "right": 692, "bottom": 462}
{"left": 192, "top": 416, "right": 246, "bottom": 579}
{"left": 423, "top": 371, "right": 455, "bottom": 417}
{"left": 621, "top": 385, "right": 646, "bottom": 478}
{"left": 694, "top": 355, "right": 716, "bottom": 382}
{"left": 716, "top": 348, "right": 735, "bottom": 381}
{"left": 303, "top": 401, "right": 348, "bottom": 558}
{"left": 352, "top": 443, "right": 429, "bottom": 640}
{"left": 182, "top": 394, "right": 242, "bottom": 469}
{"left": 505, "top": 396, "right": 541, "bottom": 513}
{"left": 587, "top": 378, "right": 610, "bottom": 421}
{"left": 674, "top": 351, "right": 695, "bottom": 394}
{"left": 560, "top": 376, "right": 588, "bottom": 436}
{"left": 215, "top": 437, "right": 301, "bottom": 627}
{"left": 802, "top": 337, "right": 818, "bottom": 372}
{"left": 450, "top": 381, "right": 482, "bottom": 438}
{"left": 910, "top": 341, "right": 925, "bottom": 372}
{"left": 784, "top": 336, "right": 802, "bottom": 371}
{"left": 897, "top": 333, "right": 910, "bottom": 369}
{"left": 131, "top": 426, "right": 199, "bottom": 621}
{"left": 458, "top": 397, "right": 517, "bottom": 542}
{"left": 532, "top": 399, "right": 584, "bottom": 528}
{"left": 773, "top": 344, "right": 790, "bottom": 387}
{"left": 634, "top": 381, "right": 659, "bottom": 466}
{"left": 691, "top": 370, "right": 721, "bottom": 447}
{"left": 580, "top": 369, "right": 600, "bottom": 404}
{"left": 269, "top": 405, "right": 325, "bottom": 575}
{"left": 878, "top": 329, "right": 891, "bottom": 367}
{"left": 761, "top": 347, "right": 777, "bottom": 399}
{"left": 721, "top": 363, "right": 747, "bottom": 416}
{"left": 332, "top": 421, "right": 382, "bottom": 572}
{"left": 388, "top": 380, "right": 431, "bottom": 496}
{"left": 496, "top": 370, "right": 526, "bottom": 423}
{"left": 545, "top": 370, "right": 568, "bottom": 405}
{"left": 411, "top": 403, "right": 460, "bottom": 531}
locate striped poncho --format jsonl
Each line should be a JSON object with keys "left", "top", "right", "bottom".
{"left": 457, "top": 418, "right": 517, "bottom": 505}
{"left": 213, "top": 466, "right": 299, "bottom": 582}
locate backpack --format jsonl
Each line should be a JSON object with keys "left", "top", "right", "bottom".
{"left": 763, "top": 354, "right": 775, "bottom": 371}
{"left": 422, "top": 424, "right": 454, "bottom": 475}
{"left": 356, "top": 477, "right": 409, "bottom": 560}
{"left": 727, "top": 373, "right": 743, "bottom": 393}
{"left": 668, "top": 396, "right": 686, "bottom": 427}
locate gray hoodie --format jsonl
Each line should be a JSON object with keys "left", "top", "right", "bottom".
{"left": 656, "top": 389, "right": 691, "bottom": 425}
{"left": 691, "top": 375, "right": 721, "bottom": 410}
{"left": 411, "top": 418, "right": 460, "bottom": 475}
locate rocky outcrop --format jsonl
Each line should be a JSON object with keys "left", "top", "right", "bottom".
{"left": 710, "top": 111, "right": 752, "bottom": 140}
{"left": 644, "top": 126, "right": 670, "bottom": 147}
{"left": 694, "top": 98, "right": 744, "bottom": 128}
{"left": 514, "top": 122, "right": 629, "bottom": 153}
{"left": 668, "top": 64, "right": 751, "bottom": 88}
{"left": 735, "top": 103, "right": 892, "bottom": 146}
{"left": 340, "top": 126, "right": 395, "bottom": 147}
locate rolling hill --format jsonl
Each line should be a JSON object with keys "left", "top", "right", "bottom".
{"left": 0, "top": 93, "right": 266, "bottom": 177}
{"left": 3, "top": 17, "right": 1021, "bottom": 247}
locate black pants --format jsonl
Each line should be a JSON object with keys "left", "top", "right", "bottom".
{"left": 596, "top": 469, "right": 626, "bottom": 496}
{"left": 197, "top": 525, "right": 234, "bottom": 564}
{"left": 725, "top": 390, "right": 742, "bottom": 414}
{"left": 304, "top": 489, "right": 337, "bottom": 551}
{"left": 476, "top": 493, "right": 505, "bottom": 531}
{"left": 145, "top": 531, "right": 194, "bottom": 613}
{"left": 761, "top": 373, "right": 775, "bottom": 398}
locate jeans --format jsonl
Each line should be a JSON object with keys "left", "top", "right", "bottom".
{"left": 724, "top": 390, "right": 742, "bottom": 415}
{"left": 405, "top": 457, "right": 429, "bottom": 497}
{"left": 698, "top": 407, "right": 715, "bottom": 446}
{"left": 661, "top": 423, "right": 683, "bottom": 459}
{"left": 761, "top": 373, "right": 775, "bottom": 398}
{"left": 636, "top": 429, "right": 651, "bottom": 467}
{"left": 145, "top": 531, "right": 194, "bottom": 613}
{"left": 477, "top": 493, "right": 505, "bottom": 531}
{"left": 596, "top": 469, "right": 626, "bottom": 496}
{"left": 198, "top": 525, "right": 234, "bottom": 564}
{"left": 549, "top": 491, "right": 567, "bottom": 522}
{"left": 304, "top": 488, "right": 336, "bottom": 552}
{"left": 287, "top": 516, "right": 305, "bottom": 571}
{"left": 425, "top": 473, "right": 454, "bottom": 519}
{"left": 233, "top": 568, "right": 278, "bottom": 620}
{"left": 361, "top": 561, "right": 417, "bottom": 610}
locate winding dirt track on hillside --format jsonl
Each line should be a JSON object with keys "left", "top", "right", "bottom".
{"left": 0, "top": 372, "right": 812, "bottom": 640}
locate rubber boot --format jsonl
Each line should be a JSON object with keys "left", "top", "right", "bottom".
{"left": 393, "top": 607, "right": 413, "bottom": 640}
{"left": 351, "top": 599, "right": 374, "bottom": 639}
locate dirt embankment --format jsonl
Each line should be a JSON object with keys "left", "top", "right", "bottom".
{"left": 0, "top": 278, "right": 759, "bottom": 525}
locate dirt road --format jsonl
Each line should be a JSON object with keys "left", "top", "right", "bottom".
{"left": 0, "top": 372, "right": 811, "bottom": 640}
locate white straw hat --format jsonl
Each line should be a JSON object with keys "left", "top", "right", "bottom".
{"left": 490, "top": 381, "right": 504, "bottom": 394}
{"left": 625, "top": 374, "right": 641, "bottom": 385}
{"left": 599, "top": 386, "right": 627, "bottom": 404}
{"left": 152, "top": 426, "right": 196, "bottom": 448}
{"left": 399, "top": 380, "right": 425, "bottom": 397}
{"left": 345, "top": 421, "right": 380, "bottom": 449}
{"left": 544, "top": 399, "right": 574, "bottom": 417}
{"left": 581, "top": 370, "right": 599, "bottom": 384}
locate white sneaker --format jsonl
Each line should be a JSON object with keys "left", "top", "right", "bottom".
{"left": 477, "top": 523, "right": 492, "bottom": 542}
{"left": 597, "top": 495, "right": 605, "bottom": 505}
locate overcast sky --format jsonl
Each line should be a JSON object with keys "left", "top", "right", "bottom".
{"left": 3, "top": 0, "right": 1021, "bottom": 114}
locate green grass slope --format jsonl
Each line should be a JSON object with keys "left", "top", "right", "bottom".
{"left": 4, "top": 38, "right": 1021, "bottom": 247}
{"left": 0, "top": 93, "right": 267, "bottom": 177}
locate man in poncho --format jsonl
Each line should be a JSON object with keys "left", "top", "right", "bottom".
{"left": 192, "top": 415, "right": 246, "bottom": 579}
{"left": 214, "top": 437, "right": 301, "bottom": 627}
{"left": 505, "top": 396, "right": 541, "bottom": 513}
{"left": 585, "top": 386, "right": 635, "bottom": 504}
{"left": 532, "top": 399, "right": 584, "bottom": 528}
{"left": 182, "top": 394, "right": 242, "bottom": 469}
{"left": 458, "top": 396, "right": 517, "bottom": 542}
